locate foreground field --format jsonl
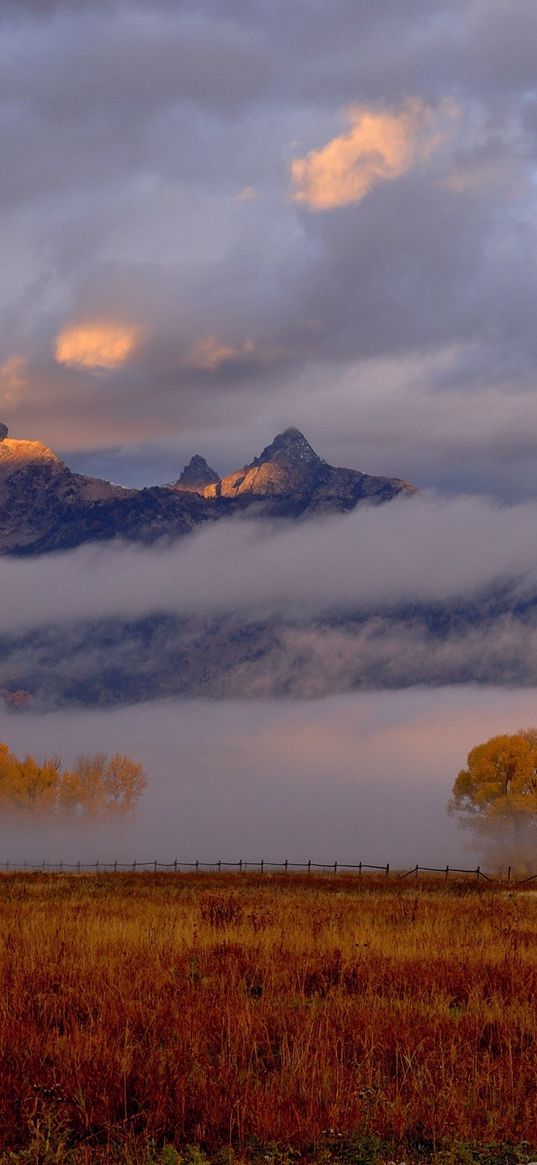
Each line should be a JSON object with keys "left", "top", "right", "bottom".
{"left": 0, "top": 872, "right": 536, "bottom": 1164}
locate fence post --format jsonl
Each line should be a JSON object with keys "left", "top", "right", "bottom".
{"left": 284, "top": 859, "right": 288, "bottom": 873}
{"left": 217, "top": 860, "right": 221, "bottom": 873}
{"left": 96, "top": 860, "right": 99, "bottom": 873}
{"left": 238, "top": 859, "right": 242, "bottom": 873}
{"left": 154, "top": 860, "right": 157, "bottom": 873}
{"left": 358, "top": 861, "right": 362, "bottom": 877}
{"left": 507, "top": 865, "right": 511, "bottom": 885}
{"left": 308, "top": 859, "right": 311, "bottom": 874}
{"left": 386, "top": 863, "right": 390, "bottom": 877}
{"left": 445, "top": 865, "right": 449, "bottom": 881}
{"left": 260, "top": 859, "right": 264, "bottom": 873}
{"left": 195, "top": 860, "right": 199, "bottom": 873}
{"left": 133, "top": 860, "right": 136, "bottom": 872}
{"left": 334, "top": 861, "right": 338, "bottom": 874}
{"left": 476, "top": 866, "right": 481, "bottom": 881}
{"left": 415, "top": 864, "right": 419, "bottom": 881}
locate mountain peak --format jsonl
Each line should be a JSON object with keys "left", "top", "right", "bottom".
{"left": 174, "top": 454, "right": 220, "bottom": 494}
{"left": 249, "top": 428, "right": 322, "bottom": 469}
{"left": 0, "top": 437, "right": 61, "bottom": 471}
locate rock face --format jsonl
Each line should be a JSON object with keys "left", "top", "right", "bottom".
{"left": 172, "top": 454, "right": 220, "bottom": 494}
{"left": 0, "top": 426, "right": 416, "bottom": 555}
{"left": 0, "top": 423, "right": 8, "bottom": 441}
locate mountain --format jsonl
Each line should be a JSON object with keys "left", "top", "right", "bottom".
{"left": 195, "top": 427, "right": 414, "bottom": 514}
{"left": 171, "top": 454, "right": 220, "bottom": 494}
{"left": 0, "top": 423, "right": 415, "bottom": 555}
{"left": 0, "top": 431, "right": 133, "bottom": 553}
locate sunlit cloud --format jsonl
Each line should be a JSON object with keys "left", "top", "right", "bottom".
{"left": 54, "top": 323, "right": 139, "bottom": 370}
{"left": 186, "top": 336, "right": 257, "bottom": 372}
{"left": 291, "top": 99, "right": 454, "bottom": 210}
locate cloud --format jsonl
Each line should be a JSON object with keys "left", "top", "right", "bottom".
{"left": 0, "top": 356, "right": 27, "bottom": 405}
{"left": 54, "top": 322, "right": 139, "bottom": 370}
{"left": 290, "top": 100, "right": 450, "bottom": 209}
{"left": 1, "top": 492, "right": 537, "bottom": 635}
{"left": 1, "top": 1, "right": 537, "bottom": 502}
{"left": 186, "top": 336, "right": 257, "bottom": 372}
{"left": 4, "top": 490, "right": 537, "bottom": 709}
{"left": 235, "top": 186, "right": 258, "bottom": 202}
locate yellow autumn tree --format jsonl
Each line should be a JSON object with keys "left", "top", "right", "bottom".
{"left": 58, "top": 753, "right": 147, "bottom": 820}
{"left": 0, "top": 743, "right": 60, "bottom": 817}
{"left": 449, "top": 729, "right": 537, "bottom": 869}
{"left": 0, "top": 741, "right": 147, "bottom": 821}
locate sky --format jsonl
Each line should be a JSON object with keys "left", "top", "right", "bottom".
{"left": 1, "top": 0, "right": 537, "bottom": 495}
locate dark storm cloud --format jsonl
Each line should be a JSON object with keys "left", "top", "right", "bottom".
{"left": 1, "top": 1, "right": 537, "bottom": 497}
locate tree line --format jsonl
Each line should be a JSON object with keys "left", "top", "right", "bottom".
{"left": 0, "top": 742, "right": 147, "bottom": 819}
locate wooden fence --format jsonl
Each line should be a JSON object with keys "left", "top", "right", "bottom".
{"left": 0, "top": 857, "right": 533, "bottom": 882}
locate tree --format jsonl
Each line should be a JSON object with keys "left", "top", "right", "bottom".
{"left": 0, "top": 743, "right": 60, "bottom": 816}
{"left": 59, "top": 752, "right": 147, "bottom": 820}
{"left": 0, "top": 741, "right": 147, "bottom": 821}
{"left": 103, "top": 753, "right": 147, "bottom": 819}
{"left": 449, "top": 729, "right": 537, "bottom": 867}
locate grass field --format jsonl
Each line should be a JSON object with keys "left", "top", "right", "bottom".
{"left": 0, "top": 871, "right": 536, "bottom": 1165}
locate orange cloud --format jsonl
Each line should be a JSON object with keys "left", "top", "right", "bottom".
{"left": 291, "top": 99, "right": 451, "bottom": 210}
{"left": 55, "top": 323, "right": 138, "bottom": 369}
{"left": 186, "top": 336, "right": 256, "bottom": 372}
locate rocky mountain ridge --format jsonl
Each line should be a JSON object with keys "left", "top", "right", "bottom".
{"left": 0, "top": 423, "right": 416, "bottom": 555}
{"left": 174, "top": 428, "right": 415, "bottom": 511}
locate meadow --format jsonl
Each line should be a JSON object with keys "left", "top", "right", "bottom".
{"left": 0, "top": 871, "right": 536, "bottom": 1165}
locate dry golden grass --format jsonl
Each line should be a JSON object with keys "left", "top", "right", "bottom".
{"left": 0, "top": 872, "right": 536, "bottom": 1164}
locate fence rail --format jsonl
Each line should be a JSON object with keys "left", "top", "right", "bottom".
{"left": 0, "top": 858, "right": 528, "bottom": 882}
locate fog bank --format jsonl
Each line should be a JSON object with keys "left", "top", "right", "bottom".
{"left": 3, "top": 493, "right": 537, "bottom": 635}
{"left": 0, "top": 685, "right": 536, "bottom": 869}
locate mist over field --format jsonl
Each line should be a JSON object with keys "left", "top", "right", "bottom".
{"left": 1, "top": 685, "right": 537, "bottom": 869}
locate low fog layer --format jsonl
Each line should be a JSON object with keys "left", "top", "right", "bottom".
{"left": 0, "top": 686, "right": 536, "bottom": 870}
{"left": 3, "top": 494, "right": 537, "bottom": 705}
{"left": 3, "top": 493, "right": 537, "bottom": 633}
{"left": 3, "top": 602, "right": 537, "bottom": 706}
